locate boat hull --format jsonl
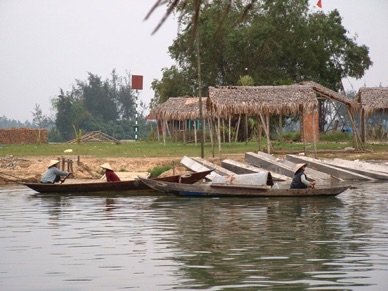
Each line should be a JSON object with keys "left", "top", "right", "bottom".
{"left": 23, "top": 170, "right": 213, "bottom": 194}
{"left": 140, "top": 178, "right": 350, "bottom": 198}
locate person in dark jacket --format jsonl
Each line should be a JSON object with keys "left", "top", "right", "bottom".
{"left": 100, "top": 163, "right": 121, "bottom": 182}
{"left": 290, "top": 163, "right": 316, "bottom": 189}
{"left": 41, "top": 160, "right": 71, "bottom": 183}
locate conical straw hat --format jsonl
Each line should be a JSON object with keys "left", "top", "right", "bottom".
{"left": 293, "top": 163, "right": 307, "bottom": 174}
{"left": 48, "top": 160, "right": 60, "bottom": 168}
{"left": 100, "top": 163, "right": 113, "bottom": 171}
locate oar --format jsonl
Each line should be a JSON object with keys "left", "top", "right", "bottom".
{"left": 60, "top": 173, "right": 72, "bottom": 184}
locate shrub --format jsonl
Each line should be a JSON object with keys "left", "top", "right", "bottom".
{"left": 148, "top": 165, "right": 172, "bottom": 178}
{"left": 320, "top": 132, "right": 352, "bottom": 142}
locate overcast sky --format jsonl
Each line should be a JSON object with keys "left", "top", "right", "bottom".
{"left": 0, "top": 0, "right": 387, "bottom": 122}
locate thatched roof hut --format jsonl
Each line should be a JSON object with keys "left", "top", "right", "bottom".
{"left": 207, "top": 85, "right": 318, "bottom": 117}
{"left": 149, "top": 96, "right": 209, "bottom": 121}
{"left": 355, "top": 87, "right": 388, "bottom": 116}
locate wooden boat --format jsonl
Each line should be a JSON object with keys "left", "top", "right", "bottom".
{"left": 23, "top": 169, "right": 213, "bottom": 194}
{"left": 139, "top": 177, "right": 351, "bottom": 198}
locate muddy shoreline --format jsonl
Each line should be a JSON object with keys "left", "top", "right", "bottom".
{"left": 0, "top": 155, "right": 199, "bottom": 184}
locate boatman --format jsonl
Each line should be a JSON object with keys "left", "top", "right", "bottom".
{"left": 290, "top": 163, "right": 316, "bottom": 189}
{"left": 100, "top": 163, "right": 121, "bottom": 182}
{"left": 41, "top": 160, "right": 71, "bottom": 184}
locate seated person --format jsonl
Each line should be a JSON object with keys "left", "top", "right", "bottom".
{"left": 100, "top": 163, "right": 121, "bottom": 182}
{"left": 41, "top": 160, "right": 71, "bottom": 184}
{"left": 290, "top": 163, "right": 316, "bottom": 189}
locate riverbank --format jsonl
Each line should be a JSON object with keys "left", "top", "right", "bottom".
{"left": 0, "top": 155, "right": 197, "bottom": 184}
{"left": 1, "top": 150, "right": 388, "bottom": 185}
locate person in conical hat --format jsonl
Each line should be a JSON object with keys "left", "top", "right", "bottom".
{"left": 290, "top": 163, "right": 316, "bottom": 189}
{"left": 100, "top": 163, "right": 121, "bottom": 182}
{"left": 41, "top": 160, "right": 71, "bottom": 184}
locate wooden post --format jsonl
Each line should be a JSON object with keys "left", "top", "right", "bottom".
{"left": 279, "top": 114, "right": 283, "bottom": 143}
{"left": 266, "top": 114, "right": 271, "bottom": 154}
{"left": 244, "top": 114, "right": 248, "bottom": 145}
{"left": 259, "top": 114, "right": 272, "bottom": 154}
{"left": 235, "top": 115, "right": 241, "bottom": 142}
{"left": 183, "top": 120, "right": 186, "bottom": 144}
{"left": 217, "top": 116, "right": 222, "bottom": 162}
{"left": 361, "top": 109, "right": 366, "bottom": 143}
{"left": 162, "top": 120, "right": 166, "bottom": 146}
{"left": 228, "top": 117, "right": 231, "bottom": 144}
{"left": 193, "top": 121, "right": 197, "bottom": 146}
{"left": 208, "top": 118, "right": 215, "bottom": 158}
{"left": 257, "top": 116, "right": 262, "bottom": 151}
{"left": 302, "top": 109, "right": 306, "bottom": 155}
{"left": 312, "top": 108, "right": 317, "bottom": 159}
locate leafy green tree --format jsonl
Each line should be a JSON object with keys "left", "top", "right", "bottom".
{"left": 51, "top": 70, "right": 146, "bottom": 141}
{"left": 150, "top": 66, "right": 194, "bottom": 108}
{"left": 158, "top": 0, "right": 371, "bottom": 100}
{"left": 32, "top": 104, "right": 49, "bottom": 128}
{"left": 76, "top": 73, "right": 118, "bottom": 122}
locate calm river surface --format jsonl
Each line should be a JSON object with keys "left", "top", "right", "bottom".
{"left": 1, "top": 182, "right": 388, "bottom": 290}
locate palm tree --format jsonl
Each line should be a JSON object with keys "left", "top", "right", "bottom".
{"left": 145, "top": 0, "right": 256, "bottom": 36}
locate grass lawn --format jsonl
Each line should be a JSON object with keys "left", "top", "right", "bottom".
{"left": 1, "top": 140, "right": 387, "bottom": 160}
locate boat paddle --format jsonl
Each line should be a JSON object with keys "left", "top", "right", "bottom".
{"left": 60, "top": 173, "right": 72, "bottom": 184}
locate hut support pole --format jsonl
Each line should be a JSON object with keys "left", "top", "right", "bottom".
{"left": 193, "top": 121, "right": 197, "bottom": 146}
{"left": 166, "top": 121, "right": 171, "bottom": 141}
{"left": 222, "top": 119, "right": 225, "bottom": 143}
{"left": 346, "top": 107, "right": 364, "bottom": 150}
{"left": 279, "top": 114, "right": 283, "bottom": 143}
{"left": 245, "top": 114, "right": 248, "bottom": 145}
{"left": 183, "top": 120, "right": 186, "bottom": 144}
{"left": 361, "top": 109, "right": 366, "bottom": 143}
{"left": 257, "top": 116, "right": 262, "bottom": 151}
{"left": 259, "top": 114, "right": 272, "bottom": 154}
{"left": 217, "top": 116, "right": 222, "bottom": 161}
{"left": 228, "top": 117, "right": 231, "bottom": 144}
{"left": 209, "top": 118, "right": 215, "bottom": 158}
{"left": 312, "top": 108, "right": 317, "bottom": 158}
{"left": 266, "top": 114, "right": 271, "bottom": 154}
{"left": 302, "top": 110, "right": 307, "bottom": 155}
{"left": 235, "top": 115, "right": 241, "bottom": 143}
{"left": 162, "top": 120, "right": 166, "bottom": 146}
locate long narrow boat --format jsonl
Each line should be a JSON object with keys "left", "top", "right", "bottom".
{"left": 23, "top": 169, "right": 213, "bottom": 194}
{"left": 139, "top": 177, "right": 351, "bottom": 198}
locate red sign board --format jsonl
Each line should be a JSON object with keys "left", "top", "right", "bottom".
{"left": 132, "top": 75, "right": 143, "bottom": 90}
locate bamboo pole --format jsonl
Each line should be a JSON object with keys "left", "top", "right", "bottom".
{"left": 217, "top": 116, "right": 222, "bottom": 162}
{"left": 312, "top": 108, "right": 317, "bottom": 159}
{"left": 193, "top": 121, "right": 197, "bottom": 146}
{"left": 228, "top": 116, "right": 231, "bottom": 144}
{"left": 346, "top": 107, "right": 364, "bottom": 150}
{"left": 235, "top": 115, "right": 241, "bottom": 143}
{"left": 259, "top": 114, "right": 272, "bottom": 154}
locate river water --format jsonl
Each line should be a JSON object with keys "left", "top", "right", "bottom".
{"left": 1, "top": 182, "right": 388, "bottom": 290}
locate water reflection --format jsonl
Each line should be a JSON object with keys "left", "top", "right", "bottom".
{"left": 150, "top": 197, "right": 350, "bottom": 289}
{"left": 1, "top": 183, "right": 388, "bottom": 290}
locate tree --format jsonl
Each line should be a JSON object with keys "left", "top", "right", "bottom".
{"left": 151, "top": 0, "right": 371, "bottom": 104}
{"left": 150, "top": 65, "right": 194, "bottom": 108}
{"left": 32, "top": 104, "right": 49, "bottom": 128}
{"left": 51, "top": 70, "right": 146, "bottom": 141}
{"left": 77, "top": 73, "right": 118, "bottom": 122}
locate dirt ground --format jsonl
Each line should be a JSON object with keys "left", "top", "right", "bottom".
{"left": 1, "top": 151, "right": 387, "bottom": 185}
{"left": 0, "top": 154, "right": 245, "bottom": 184}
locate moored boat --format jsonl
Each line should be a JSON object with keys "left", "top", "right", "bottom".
{"left": 139, "top": 177, "right": 351, "bottom": 198}
{"left": 23, "top": 169, "right": 213, "bottom": 194}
